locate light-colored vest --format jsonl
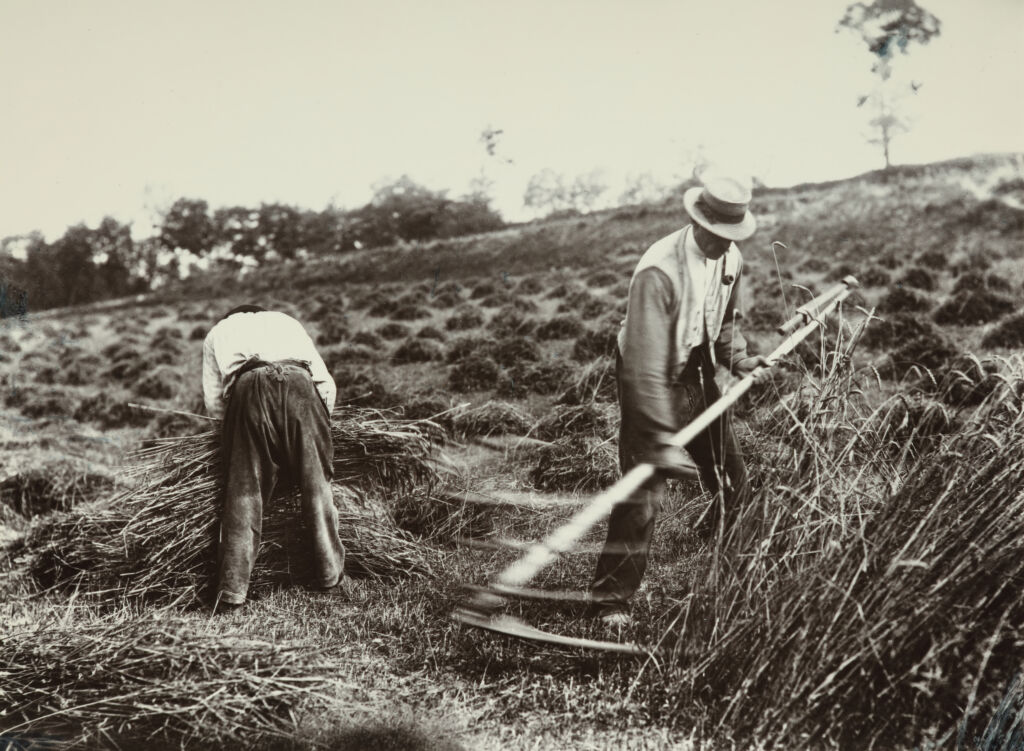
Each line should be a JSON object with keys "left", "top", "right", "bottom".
{"left": 617, "top": 225, "right": 742, "bottom": 371}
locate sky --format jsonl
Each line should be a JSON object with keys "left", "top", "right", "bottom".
{"left": 0, "top": 0, "right": 1021, "bottom": 242}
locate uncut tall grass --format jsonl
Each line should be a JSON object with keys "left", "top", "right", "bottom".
{"left": 651, "top": 329, "right": 1024, "bottom": 748}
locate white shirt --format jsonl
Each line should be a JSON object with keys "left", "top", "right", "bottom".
{"left": 682, "top": 227, "right": 721, "bottom": 344}
{"left": 202, "top": 311, "right": 336, "bottom": 419}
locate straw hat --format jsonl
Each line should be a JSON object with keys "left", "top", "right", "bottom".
{"left": 683, "top": 176, "right": 757, "bottom": 241}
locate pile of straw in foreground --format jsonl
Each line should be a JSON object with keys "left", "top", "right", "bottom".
{"left": 22, "top": 409, "right": 444, "bottom": 604}
{"left": 0, "top": 617, "right": 352, "bottom": 748}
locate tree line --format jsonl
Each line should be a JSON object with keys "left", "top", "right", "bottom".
{"left": 0, "top": 176, "right": 504, "bottom": 314}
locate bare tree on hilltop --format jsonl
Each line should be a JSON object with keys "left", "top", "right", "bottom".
{"left": 837, "top": 0, "right": 942, "bottom": 169}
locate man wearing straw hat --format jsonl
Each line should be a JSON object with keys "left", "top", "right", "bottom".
{"left": 202, "top": 304, "right": 346, "bottom": 612}
{"left": 590, "top": 173, "right": 769, "bottom": 629}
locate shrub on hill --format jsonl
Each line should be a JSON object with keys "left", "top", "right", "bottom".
{"left": 376, "top": 322, "right": 411, "bottom": 341}
{"left": 392, "top": 337, "right": 445, "bottom": 364}
{"left": 449, "top": 355, "right": 500, "bottom": 393}
{"left": 470, "top": 280, "right": 498, "bottom": 299}
{"left": 487, "top": 307, "right": 535, "bottom": 338}
{"left": 825, "top": 263, "right": 859, "bottom": 283}
{"left": 536, "top": 313, "right": 585, "bottom": 341}
{"left": 429, "top": 289, "right": 462, "bottom": 308}
{"left": 316, "top": 314, "right": 349, "bottom": 346}
{"left": 134, "top": 367, "right": 178, "bottom": 401}
{"left": 546, "top": 281, "right": 587, "bottom": 300}
{"left": 981, "top": 311, "right": 1024, "bottom": 349}
{"left": 529, "top": 435, "right": 618, "bottom": 493}
{"left": 445, "top": 334, "right": 494, "bottom": 364}
{"left": 351, "top": 330, "right": 384, "bottom": 349}
{"left": 18, "top": 389, "right": 76, "bottom": 420}
{"left": 445, "top": 305, "right": 484, "bottom": 331}
{"left": 324, "top": 343, "right": 379, "bottom": 366}
{"left": 451, "top": 400, "right": 532, "bottom": 439}
{"left": 495, "top": 359, "right": 574, "bottom": 398}
{"left": 533, "top": 402, "right": 614, "bottom": 441}
{"left": 932, "top": 354, "right": 1002, "bottom": 407}
{"left": 557, "top": 356, "right": 616, "bottom": 405}
{"left": 415, "top": 325, "right": 445, "bottom": 341}
{"left": 952, "top": 270, "right": 1013, "bottom": 294}
{"left": 390, "top": 303, "right": 432, "bottom": 321}
{"left": 516, "top": 275, "right": 545, "bottom": 295}
{"left": 897, "top": 268, "right": 937, "bottom": 292}
{"left": 933, "top": 289, "right": 1014, "bottom": 326}
{"left": 331, "top": 368, "right": 393, "bottom": 408}
{"left": 878, "top": 286, "right": 933, "bottom": 314}
{"left": 883, "top": 329, "right": 960, "bottom": 381}
{"left": 860, "top": 312, "right": 941, "bottom": 351}
{"left": 800, "top": 257, "right": 831, "bottom": 273}
{"left": 572, "top": 324, "right": 618, "bottom": 362}
{"left": 858, "top": 266, "right": 891, "bottom": 288}
{"left": 586, "top": 268, "right": 624, "bottom": 287}
{"left": 189, "top": 325, "right": 207, "bottom": 341}
{"left": 491, "top": 337, "right": 540, "bottom": 368}
{"left": 73, "top": 393, "right": 151, "bottom": 429}
{"left": 914, "top": 249, "right": 947, "bottom": 270}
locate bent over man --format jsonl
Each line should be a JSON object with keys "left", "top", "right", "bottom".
{"left": 202, "top": 304, "right": 345, "bottom": 610}
{"left": 590, "top": 175, "right": 768, "bottom": 627}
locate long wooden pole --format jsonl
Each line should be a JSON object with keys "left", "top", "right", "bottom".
{"left": 463, "top": 279, "right": 857, "bottom": 613}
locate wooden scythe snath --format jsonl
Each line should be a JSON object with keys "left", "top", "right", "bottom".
{"left": 452, "top": 276, "right": 860, "bottom": 653}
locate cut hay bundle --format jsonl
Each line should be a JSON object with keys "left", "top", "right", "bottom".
{"left": 529, "top": 435, "right": 617, "bottom": 493}
{"left": 451, "top": 400, "right": 532, "bottom": 439}
{"left": 0, "top": 617, "right": 350, "bottom": 748}
{"left": 0, "top": 455, "right": 115, "bottom": 519}
{"left": 663, "top": 349, "right": 1024, "bottom": 748}
{"left": 24, "top": 409, "right": 443, "bottom": 603}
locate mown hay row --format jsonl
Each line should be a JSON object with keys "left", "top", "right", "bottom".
{"left": 0, "top": 617, "right": 353, "bottom": 748}
{"left": 22, "top": 409, "right": 445, "bottom": 604}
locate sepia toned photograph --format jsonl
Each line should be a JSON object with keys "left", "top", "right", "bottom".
{"left": 1, "top": 1, "right": 1022, "bottom": 748}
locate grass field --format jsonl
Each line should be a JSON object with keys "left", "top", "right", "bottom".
{"left": 2, "top": 154, "right": 1024, "bottom": 749}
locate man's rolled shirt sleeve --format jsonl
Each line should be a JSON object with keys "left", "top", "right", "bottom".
{"left": 619, "top": 268, "right": 680, "bottom": 450}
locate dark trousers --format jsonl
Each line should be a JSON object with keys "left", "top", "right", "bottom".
{"left": 217, "top": 362, "right": 345, "bottom": 605}
{"left": 590, "top": 346, "right": 751, "bottom": 613}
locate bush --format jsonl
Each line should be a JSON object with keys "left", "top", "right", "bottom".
{"left": 529, "top": 435, "right": 618, "bottom": 493}
{"left": 858, "top": 266, "right": 891, "bottom": 288}
{"left": 981, "top": 312, "right": 1024, "bottom": 349}
{"left": 586, "top": 269, "right": 624, "bottom": 287}
{"left": 429, "top": 289, "right": 462, "bottom": 308}
{"left": 316, "top": 314, "right": 349, "bottom": 346}
{"left": 134, "top": 367, "right": 178, "bottom": 400}
{"left": 415, "top": 325, "right": 445, "bottom": 341}
{"left": 351, "top": 330, "right": 384, "bottom": 349}
{"left": 189, "top": 325, "right": 207, "bottom": 341}
{"left": 897, "top": 267, "right": 937, "bottom": 292}
{"left": 470, "top": 281, "right": 498, "bottom": 299}
{"left": 914, "top": 249, "right": 947, "bottom": 269}
{"left": 536, "top": 313, "right": 586, "bottom": 341}
{"left": 800, "top": 257, "right": 831, "bottom": 273}
{"left": 933, "top": 354, "right": 1001, "bottom": 407}
{"left": 884, "top": 329, "right": 960, "bottom": 381}
{"left": 376, "top": 322, "right": 411, "bottom": 341}
{"left": 486, "top": 307, "right": 535, "bottom": 338}
{"left": 557, "top": 289, "right": 607, "bottom": 318}
{"left": 573, "top": 325, "right": 618, "bottom": 362}
{"left": 390, "top": 304, "right": 432, "bottom": 321}
{"left": 448, "top": 355, "right": 500, "bottom": 392}
{"left": 392, "top": 338, "right": 445, "bottom": 364}
{"left": 324, "top": 344, "right": 380, "bottom": 366}
{"left": 533, "top": 403, "right": 614, "bottom": 441}
{"left": 932, "top": 289, "right": 1014, "bottom": 326}
{"left": 558, "top": 356, "right": 617, "bottom": 405}
{"left": 491, "top": 337, "right": 540, "bottom": 368}
{"left": 516, "top": 276, "right": 545, "bottom": 295}
{"left": 451, "top": 400, "right": 532, "bottom": 438}
{"left": 878, "top": 286, "right": 932, "bottom": 314}
{"left": 74, "top": 393, "right": 151, "bottom": 429}
{"left": 860, "top": 313, "right": 941, "bottom": 351}
{"left": 495, "top": 359, "right": 574, "bottom": 398}
{"left": 445, "top": 305, "right": 485, "bottom": 331}
{"left": 446, "top": 335, "right": 494, "bottom": 364}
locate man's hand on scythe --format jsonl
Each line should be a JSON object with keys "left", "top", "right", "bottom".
{"left": 731, "top": 355, "right": 772, "bottom": 383}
